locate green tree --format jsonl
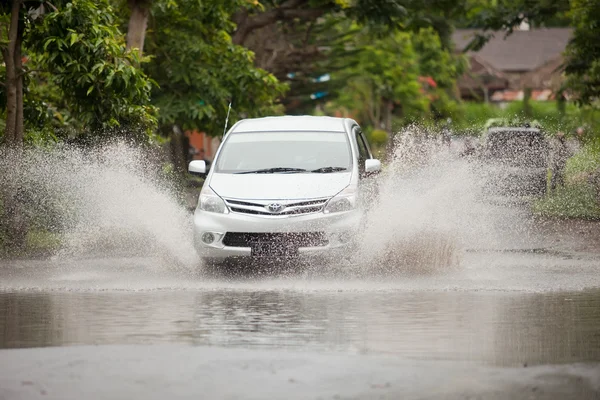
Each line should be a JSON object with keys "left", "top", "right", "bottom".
{"left": 412, "top": 27, "right": 466, "bottom": 119}
{"left": 142, "top": 0, "right": 286, "bottom": 137}
{"left": 110, "top": 0, "right": 287, "bottom": 173}
{"left": 325, "top": 27, "right": 463, "bottom": 131}
{"left": 27, "top": 0, "right": 157, "bottom": 136}
{"left": 0, "top": 0, "right": 156, "bottom": 146}
{"left": 465, "top": 0, "right": 570, "bottom": 36}
{"left": 1, "top": 0, "right": 156, "bottom": 253}
{"left": 232, "top": 0, "right": 469, "bottom": 48}
{"left": 232, "top": 0, "right": 468, "bottom": 113}
{"left": 1, "top": 0, "right": 24, "bottom": 148}
{"left": 563, "top": 0, "right": 600, "bottom": 106}
{"left": 454, "top": 0, "right": 570, "bottom": 28}
{"left": 346, "top": 31, "right": 426, "bottom": 131}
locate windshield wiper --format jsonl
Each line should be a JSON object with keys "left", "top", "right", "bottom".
{"left": 311, "top": 166, "right": 348, "bottom": 173}
{"left": 235, "top": 167, "right": 307, "bottom": 174}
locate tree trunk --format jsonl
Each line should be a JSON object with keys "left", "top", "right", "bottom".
{"left": 557, "top": 92, "right": 566, "bottom": 116}
{"left": 523, "top": 87, "right": 532, "bottom": 118}
{"left": 3, "top": 0, "right": 21, "bottom": 148}
{"left": 373, "top": 88, "right": 381, "bottom": 128}
{"left": 383, "top": 99, "right": 394, "bottom": 133}
{"left": 15, "top": 24, "right": 24, "bottom": 145}
{"left": 165, "top": 124, "right": 188, "bottom": 176}
{"left": 1, "top": 0, "right": 27, "bottom": 255}
{"left": 127, "top": 0, "right": 151, "bottom": 57}
{"left": 383, "top": 98, "right": 395, "bottom": 161}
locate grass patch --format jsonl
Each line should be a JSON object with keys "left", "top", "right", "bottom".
{"left": 27, "top": 230, "right": 62, "bottom": 253}
{"left": 533, "top": 185, "right": 600, "bottom": 220}
{"left": 565, "top": 143, "right": 600, "bottom": 179}
{"left": 0, "top": 230, "right": 64, "bottom": 258}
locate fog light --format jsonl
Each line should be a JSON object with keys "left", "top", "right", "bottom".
{"left": 201, "top": 232, "right": 215, "bottom": 244}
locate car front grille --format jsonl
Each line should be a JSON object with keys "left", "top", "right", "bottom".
{"left": 223, "top": 232, "right": 328, "bottom": 248}
{"left": 224, "top": 198, "right": 329, "bottom": 216}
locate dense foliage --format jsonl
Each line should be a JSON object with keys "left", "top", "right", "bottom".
{"left": 142, "top": 0, "right": 286, "bottom": 135}
{"left": 234, "top": 0, "right": 470, "bottom": 116}
{"left": 28, "top": 0, "right": 157, "bottom": 135}
{"left": 0, "top": 0, "right": 157, "bottom": 146}
{"left": 563, "top": 0, "right": 600, "bottom": 105}
{"left": 322, "top": 27, "right": 464, "bottom": 132}
{"left": 0, "top": 0, "right": 597, "bottom": 141}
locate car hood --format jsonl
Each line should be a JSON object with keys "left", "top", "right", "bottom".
{"left": 209, "top": 172, "right": 352, "bottom": 200}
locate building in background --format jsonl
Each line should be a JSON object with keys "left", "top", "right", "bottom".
{"left": 453, "top": 28, "right": 572, "bottom": 103}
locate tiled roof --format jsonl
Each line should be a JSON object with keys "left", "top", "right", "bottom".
{"left": 452, "top": 28, "right": 572, "bottom": 72}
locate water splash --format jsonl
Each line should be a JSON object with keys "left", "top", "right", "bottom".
{"left": 354, "top": 126, "right": 504, "bottom": 275}
{"left": 0, "top": 128, "right": 539, "bottom": 278}
{"left": 0, "top": 141, "right": 198, "bottom": 268}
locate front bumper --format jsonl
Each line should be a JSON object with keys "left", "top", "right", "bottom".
{"left": 480, "top": 166, "right": 547, "bottom": 197}
{"left": 192, "top": 207, "right": 362, "bottom": 259}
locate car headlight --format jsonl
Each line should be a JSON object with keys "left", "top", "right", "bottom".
{"left": 198, "top": 185, "right": 228, "bottom": 214}
{"left": 324, "top": 185, "right": 357, "bottom": 214}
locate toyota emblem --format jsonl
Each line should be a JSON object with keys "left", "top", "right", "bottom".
{"left": 267, "top": 203, "right": 284, "bottom": 213}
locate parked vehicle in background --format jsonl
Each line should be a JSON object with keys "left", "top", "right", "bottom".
{"left": 478, "top": 126, "right": 549, "bottom": 199}
{"left": 188, "top": 115, "right": 381, "bottom": 267}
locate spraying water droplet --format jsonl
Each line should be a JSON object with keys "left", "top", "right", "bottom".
{"left": 0, "top": 141, "right": 198, "bottom": 269}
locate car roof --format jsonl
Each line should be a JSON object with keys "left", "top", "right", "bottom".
{"left": 487, "top": 127, "right": 542, "bottom": 134}
{"left": 230, "top": 115, "right": 353, "bottom": 133}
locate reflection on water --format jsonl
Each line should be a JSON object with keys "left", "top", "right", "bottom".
{"left": 1, "top": 289, "right": 599, "bottom": 367}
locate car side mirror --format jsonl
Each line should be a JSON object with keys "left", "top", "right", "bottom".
{"left": 365, "top": 159, "right": 381, "bottom": 173}
{"left": 188, "top": 160, "right": 207, "bottom": 175}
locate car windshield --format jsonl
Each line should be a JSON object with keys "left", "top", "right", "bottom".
{"left": 485, "top": 130, "right": 547, "bottom": 167}
{"left": 214, "top": 131, "right": 352, "bottom": 173}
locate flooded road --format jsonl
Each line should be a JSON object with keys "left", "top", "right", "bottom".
{"left": 1, "top": 218, "right": 600, "bottom": 399}
{"left": 2, "top": 286, "right": 600, "bottom": 367}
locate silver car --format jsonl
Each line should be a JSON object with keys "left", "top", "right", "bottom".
{"left": 478, "top": 127, "right": 549, "bottom": 199}
{"left": 188, "top": 115, "right": 381, "bottom": 265}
